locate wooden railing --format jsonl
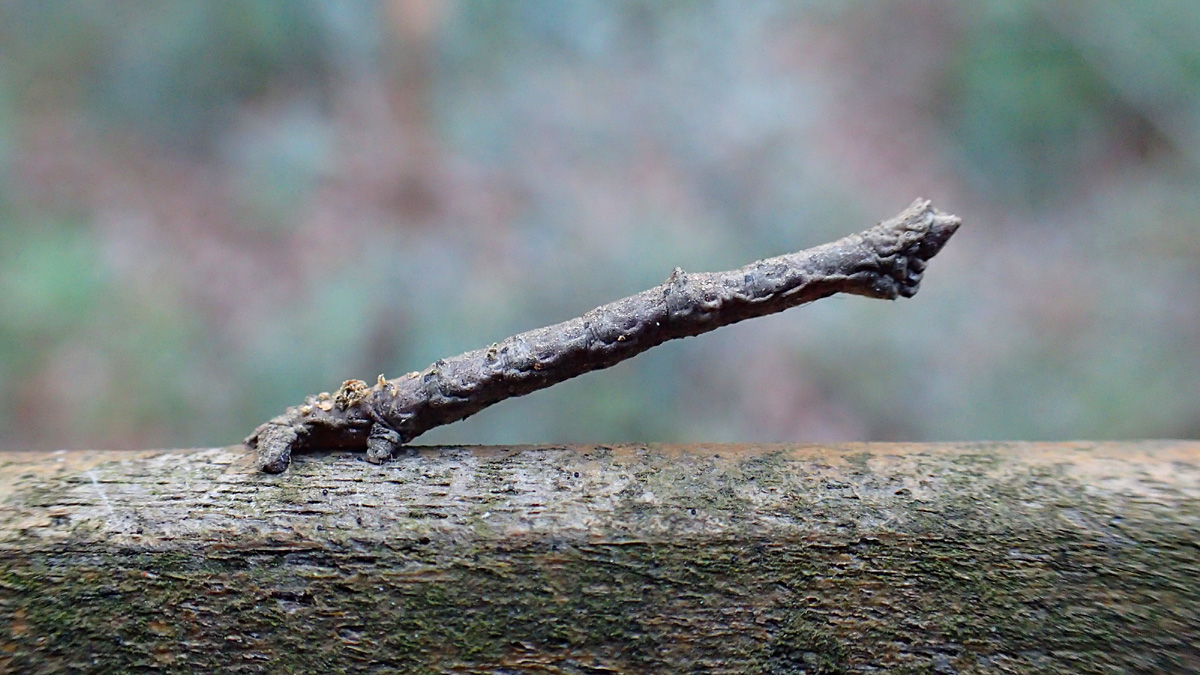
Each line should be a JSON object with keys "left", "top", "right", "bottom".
{"left": 1, "top": 442, "right": 1197, "bottom": 673}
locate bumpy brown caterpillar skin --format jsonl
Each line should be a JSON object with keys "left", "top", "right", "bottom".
{"left": 246, "top": 199, "right": 962, "bottom": 473}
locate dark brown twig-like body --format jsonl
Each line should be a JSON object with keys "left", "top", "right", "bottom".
{"left": 247, "top": 199, "right": 961, "bottom": 472}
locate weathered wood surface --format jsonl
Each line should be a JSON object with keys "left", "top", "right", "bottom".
{"left": 1, "top": 442, "right": 1197, "bottom": 674}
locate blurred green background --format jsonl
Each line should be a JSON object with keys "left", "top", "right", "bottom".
{"left": 1, "top": 0, "right": 1197, "bottom": 452}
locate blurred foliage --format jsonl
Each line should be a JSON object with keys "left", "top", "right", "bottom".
{"left": 946, "top": 1, "right": 1194, "bottom": 203}
{"left": 0, "top": 0, "right": 1198, "bottom": 451}
{"left": 3, "top": 0, "right": 333, "bottom": 147}
{"left": 950, "top": 11, "right": 1128, "bottom": 202}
